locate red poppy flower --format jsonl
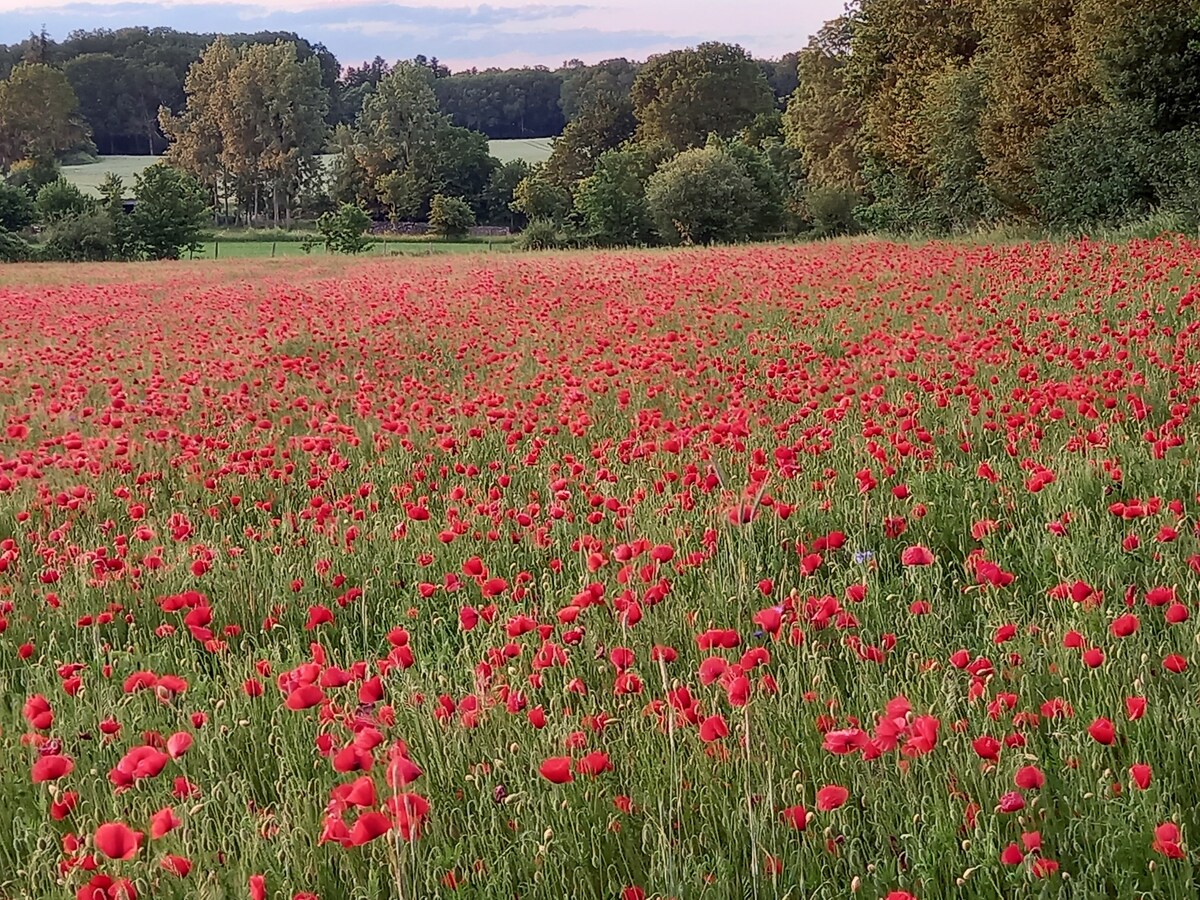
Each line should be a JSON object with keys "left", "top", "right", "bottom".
{"left": 816, "top": 785, "right": 849, "bottom": 811}
{"left": 95, "top": 822, "right": 144, "bottom": 860}
{"left": 32, "top": 754, "right": 73, "bottom": 783}
{"left": 539, "top": 756, "right": 573, "bottom": 784}
{"left": 780, "top": 805, "right": 808, "bottom": 830}
{"left": 1087, "top": 717, "right": 1115, "bottom": 745}
{"left": 900, "top": 546, "right": 934, "bottom": 567}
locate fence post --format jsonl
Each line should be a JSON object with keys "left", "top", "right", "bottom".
{"left": 214, "top": 240, "right": 219, "bottom": 260}
{"left": 272, "top": 242, "right": 277, "bottom": 258}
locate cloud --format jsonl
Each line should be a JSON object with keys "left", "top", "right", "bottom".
{"left": 0, "top": 0, "right": 842, "bottom": 68}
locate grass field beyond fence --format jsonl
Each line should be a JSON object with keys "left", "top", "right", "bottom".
{"left": 193, "top": 237, "right": 514, "bottom": 258}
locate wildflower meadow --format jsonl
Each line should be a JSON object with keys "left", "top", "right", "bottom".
{"left": 2, "top": 239, "right": 1200, "bottom": 899}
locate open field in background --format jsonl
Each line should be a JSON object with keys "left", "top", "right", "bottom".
{"left": 191, "top": 238, "right": 514, "bottom": 259}
{"left": 60, "top": 138, "right": 556, "bottom": 195}
{"left": 2, "top": 240, "right": 1200, "bottom": 899}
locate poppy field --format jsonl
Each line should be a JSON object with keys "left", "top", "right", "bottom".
{"left": 4, "top": 239, "right": 1200, "bottom": 900}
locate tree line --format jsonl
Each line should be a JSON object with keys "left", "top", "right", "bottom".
{"left": 2, "top": 1, "right": 1198, "bottom": 260}
{"left": 518, "top": 0, "right": 1200, "bottom": 247}
{"left": 786, "top": 0, "right": 1200, "bottom": 235}
{"left": 0, "top": 27, "right": 798, "bottom": 153}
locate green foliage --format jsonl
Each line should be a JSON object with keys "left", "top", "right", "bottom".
{"left": 776, "top": 0, "right": 1197, "bottom": 237}
{"left": 483, "top": 160, "right": 532, "bottom": 228}
{"left": 431, "top": 64, "right": 565, "bottom": 139}
{"left": 757, "top": 136, "right": 809, "bottom": 233}
{"left": 130, "top": 163, "right": 210, "bottom": 259}
{"left": 161, "top": 38, "right": 328, "bottom": 228}
{"left": 336, "top": 63, "right": 500, "bottom": 222}
{"left": 0, "top": 62, "right": 92, "bottom": 168}
{"left": 515, "top": 218, "right": 567, "bottom": 251}
{"left": 36, "top": 178, "right": 92, "bottom": 223}
{"left": 1033, "top": 105, "right": 1160, "bottom": 230}
{"left": 783, "top": 15, "right": 863, "bottom": 192}
{"left": 0, "top": 227, "right": 33, "bottom": 262}
{"left": 806, "top": 185, "right": 865, "bottom": 238}
{"left": 543, "top": 93, "right": 637, "bottom": 190}
{"left": 432, "top": 126, "right": 498, "bottom": 218}
{"left": 1154, "top": 127, "right": 1200, "bottom": 228}
{"left": 976, "top": 0, "right": 1101, "bottom": 213}
{"left": 919, "top": 64, "right": 999, "bottom": 232}
{"left": 0, "top": 180, "right": 35, "bottom": 231}
{"left": 6, "top": 157, "right": 61, "bottom": 196}
{"left": 39, "top": 211, "right": 115, "bottom": 261}
{"left": 559, "top": 58, "right": 639, "bottom": 122}
{"left": 573, "top": 145, "right": 657, "bottom": 246}
{"left": 97, "top": 172, "right": 136, "bottom": 258}
{"left": 317, "top": 203, "right": 371, "bottom": 254}
{"left": 632, "top": 42, "right": 775, "bottom": 152}
{"left": 644, "top": 146, "right": 764, "bottom": 245}
{"left": 353, "top": 63, "right": 441, "bottom": 194}
{"left": 511, "top": 167, "right": 573, "bottom": 223}
{"left": 428, "top": 194, "right": 475, "bottom": 239}
{"left": 1081, "top": 0, "right": 1200, "bottom": 133}
{"left": 716, "top": 137, "right": 786, "bottom": 236}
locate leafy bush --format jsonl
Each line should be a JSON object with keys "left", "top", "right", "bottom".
{"left": 574, "top": 146, "right": 657, "bottom": 247}
{"left": 516, "top": 219, "right": 567, "bottom": 251}
{"left": 0, "top": 181, "right": 36, "bottom": 232}
{"left": 429, "top": 194, "right": 475, "bottom": 239}
{"left": 5, "top": 156, "right": 61, "bottom": 195}
{"left": 130, "top": 164, "right": 210, "bottom": 260}
{"left": 645, "top": 146, "right": 764, "bottom": 245}
{"left": 317, "top": 204, "right": 372, "bottom": 254}
{"left": 717, "top": 137, "right": 786, "bottom": 236}
{"left": 0, "top": 228, "right": 34, "bottom": 262}
{"left": 806, "top": 185, "right": 864, "bottom": 238}
{"left": 511, "top": 168, "right": 572, "bottom": 224}
{"left": 35, "top": 178, "right": 92, "bottom": 223}
{"left": 1033, "top": 106, "right": 1160, "bottom": 230}
{"left": 855, "top": 161, "right": 944, "bottom": 236}
{"left": 38, "top": 212, "right": 115, "bottom": 262}
{"left": 1153, "top": 126, "right": 1200, "bottom": 230}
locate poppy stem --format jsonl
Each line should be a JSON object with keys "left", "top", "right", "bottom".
{"left": 744, "top": 703, "right": 760, "bottom": 895}
{"left": 657, "top": 654, "right": 680, "bottom": 894}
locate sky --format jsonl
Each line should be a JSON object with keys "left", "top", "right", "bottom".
{"left": 0, "top": 0, "right": 845, "bottom": 70}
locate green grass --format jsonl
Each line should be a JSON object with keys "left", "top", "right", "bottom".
{"left": 192, "top": 238, "right": 513, "bottom": 259}
{"left": 61, "top": 138, "right": 555, "bottom": 195}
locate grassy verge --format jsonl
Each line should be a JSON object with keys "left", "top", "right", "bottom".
{"left": 191, "top": 234, "right": 516, "bottom": 259}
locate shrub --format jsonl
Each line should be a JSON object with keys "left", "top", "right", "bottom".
{"left": 429, "top": 194, "right": 476, "bottom": 239}
{"left": 317, "top": 204, "right": 372, "bottom": 254}
{"left": 1153, "top": 126, "right": 1200, "bottom": 230}
{"left": 511, "top": 168, "right": 572, "bottom": 224}
{"left": 516, "top": 219, "right": 567, "bottom": 251}
{"left": 574, "top": 146, "right": 657, "bottom": 247}
{"left": 38, "top": 212, "right": 115, "bottom": 262}
{"left": 645, "top": 146, "right": 764, "bottom": 245}
{"left": 1033, "top": 106, "right": 1160, "bottom": 231}
{"left": 0, "top": 181, "right": 36, "bottom": 232}
{"left": 806, "top": 185, "right": 864, "bottom": 238}
{"left": 0, "top": 228, "right": 34, "bottom": 262}
{"left": 35, "top": 178, "right": 92, "bottom": 224}
{"left": 5, "top": 156, "right": 61, "bottom": 195}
